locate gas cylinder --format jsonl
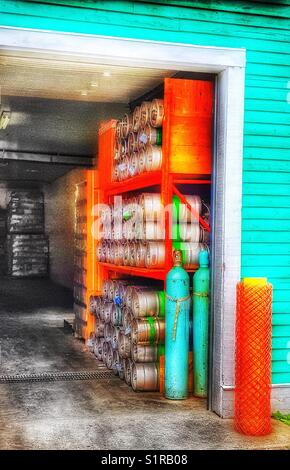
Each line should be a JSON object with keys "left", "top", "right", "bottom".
{"left": 193, "top": 249, "right": 210, "bottom": 397}
{"left": 165, "top": 250, "right": 190, "bottom": 399}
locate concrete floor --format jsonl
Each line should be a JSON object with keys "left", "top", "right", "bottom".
{"left": 0, "top": 278, "right": 290, "bottom": 450}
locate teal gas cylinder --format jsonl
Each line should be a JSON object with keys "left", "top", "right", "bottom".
{"left": 165, "top": 250, "right": 190, "bottom": 399}
{"left": 193, "top": 249, "right": 210, "bottom": 397}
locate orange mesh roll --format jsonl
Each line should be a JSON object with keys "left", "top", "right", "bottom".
{"left": 234, "top": 279, "right": 272, "bottom": 436}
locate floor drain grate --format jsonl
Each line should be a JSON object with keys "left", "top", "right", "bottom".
{"left": 0, "top": 370, "right": 114, "bottom": 384}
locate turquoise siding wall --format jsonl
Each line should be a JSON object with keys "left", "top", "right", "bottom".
{"left": 1, "top": 0, "right": 290, "bottom": 384}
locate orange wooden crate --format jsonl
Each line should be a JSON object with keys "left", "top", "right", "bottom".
{"left": 163, "top": 78, "right": 213, "bottom": 176}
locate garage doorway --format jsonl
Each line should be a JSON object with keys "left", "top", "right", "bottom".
{"left": 0, "top": 27, "right": 245, "bottom": 417}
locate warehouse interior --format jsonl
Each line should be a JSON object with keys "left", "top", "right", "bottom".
{"left": 0, "top": 49, "right": 220, "bottom": 448}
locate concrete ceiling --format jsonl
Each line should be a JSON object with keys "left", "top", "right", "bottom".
{"left": 0, "top": 51, "right": 174, "bottom": 103}
{"left": 0, "top": 96, "right": 126, "bottom": 156}
{"left": 0, "top": 160, "right": 78, "bottom": 184}
{"left": 0, "top": 50, "right": 175, "bottom": 183}
{"left": 0, "top": 97, "right": 127, "bottom": 182}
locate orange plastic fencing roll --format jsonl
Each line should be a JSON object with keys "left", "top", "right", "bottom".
{"left": 234, "top": 278, "right": 272, "bottom": 436}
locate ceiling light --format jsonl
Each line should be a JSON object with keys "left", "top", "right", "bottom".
{"left": 103, "top": 71, "right": 111, "bottom": 78}
{"left": 0, "top": 111, "right": 11, "bottom": 130}
{"left": 90, "top": 81, "right": 99, "bottom": 88}
{"left": 9, "top": 112, "right": 27, "bottom": 125}
{"left": 81, "top": 90, "right": 88, "bottom": 96}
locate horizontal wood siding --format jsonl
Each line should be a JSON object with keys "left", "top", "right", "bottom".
{"left": 1, "top": 0, "right": 290, "bottom": 384}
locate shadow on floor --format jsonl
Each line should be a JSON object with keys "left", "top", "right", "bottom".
{"left": 0, "top": 277, "right": 97, "bottom": 375}
{"left": 0, "top": 276, "right": 73, "bottom": 312}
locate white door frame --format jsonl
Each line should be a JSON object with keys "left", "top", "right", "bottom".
{"left": 0, "top": 27, "right": 246, "bottom": 417}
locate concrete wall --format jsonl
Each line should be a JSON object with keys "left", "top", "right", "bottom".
{"left": 44, "top": 169, "right": 86, "bottom": 289}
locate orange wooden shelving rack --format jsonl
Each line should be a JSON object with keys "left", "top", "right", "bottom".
{"left": 84, "top": 77, "right": 214, "bottom": 388}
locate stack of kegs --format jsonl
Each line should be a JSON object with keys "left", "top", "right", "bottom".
{"left": 97, "top": 193, "right": 210, "bottom": 269}
{"left": 88, "top": 279, "right": 165, "bottom": 391}
{"left": 113, "top": 99, "right": 164, "bottom": 181}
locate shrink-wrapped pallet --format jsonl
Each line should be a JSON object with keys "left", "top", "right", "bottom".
{"left": 7, "top": 234, "right": 48, "bottom": 277}
{"left": 8, "top": 191, "right": 44, "bottom": 234}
